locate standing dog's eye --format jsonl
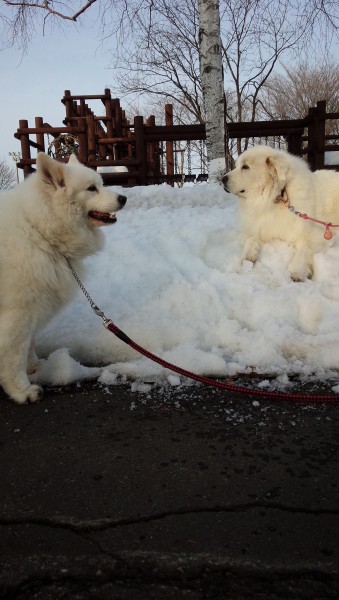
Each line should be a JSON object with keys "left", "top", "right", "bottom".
{"left": 242, "top": 164, "right": 249, "bottom": 170}
{"left": 87, "top": 185, "right": 97, "bottom": 192}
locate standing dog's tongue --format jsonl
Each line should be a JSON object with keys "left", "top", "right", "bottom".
{"left": 88, "top": 211, "right": 117, "bottom": 224}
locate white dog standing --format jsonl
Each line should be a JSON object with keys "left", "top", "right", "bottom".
{"left": 0, "top": 153, "right": 126, "bottom": 404}
{"left": 223, "top": 145, "right": 339, "bottom": 281}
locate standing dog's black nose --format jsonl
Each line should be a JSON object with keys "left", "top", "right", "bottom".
{"left": 222, "top": 174, "right": 228, "bottom": 186}
{"left": 118, "top": 195, "right": 127, "bottom": 207}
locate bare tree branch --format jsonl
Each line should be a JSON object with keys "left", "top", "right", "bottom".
{"left": 3, "top": 1, "right": 98, "bottom": 21}
{"left": 260, "top": 60, "right": 339, "bottom": 128}
{"left": 0, "top": 159, "right": 16, "bottom": 189}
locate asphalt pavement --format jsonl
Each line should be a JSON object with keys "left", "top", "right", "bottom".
{"left": 0, "top": 379, "right": 338, "bottom": 599}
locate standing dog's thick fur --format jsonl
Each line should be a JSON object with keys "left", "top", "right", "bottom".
{"left": 0, "top": 153, "right": 126, "bottom": 404}
{"left": 223, "top": 146, "right": 339, "bottom": 281}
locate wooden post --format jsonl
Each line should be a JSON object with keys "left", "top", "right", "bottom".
{"left": 121, "top": 109, "right": 128, "bottom": 138}
{"left": 127, "top": 127, "right": 133, "bottom": 160}
{"left": 147, "top": 115, "right": 161, "bottom": 184}
{"left": 146, "top": 115, "right": 156, "bottom": 182}
{"left": 87, "top": 114, "right": 96, "bottom": 164}
{"left": 114, "top": 98, "right": 122, "bottom": 137}
{"left": 18, "top": 119, "right": 33, "bottom": 177}
{"left": 35, "top": 117, "right": 46, "bottom": 153}
{"left": 134, "top": 115, "right": 147, "bottom": 185}
{"left": 97, "top": 125, "right": 107, "bottom": 159}
{"left": 104, "top": 89, "right": 114, "bottom": 159}
{"left": 165, "top": 104, "right": 174, "bottom": 185}
{"left": 77, "top": 118, "right": 88, "bottom": 165}
{"left": 79, "top": 99, "right": 86, "bottom": 117}
{"left": 307, "top": 101, "right": 326, "bottom": 171}
{"left": 287, "top": 131, "right": 303, "bottom": 158}
{"left": 316, "top": 100, "right": 326, "bottom": 169}
{"left": 63, "top": 90, "right": 73, "bottom": 124}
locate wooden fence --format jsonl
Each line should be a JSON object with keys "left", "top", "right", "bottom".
{"left": 14, "top": 92, "right": 339, "bottom": 186}
{"left": 227, "top": 100, "right": 339, "bottom": 172}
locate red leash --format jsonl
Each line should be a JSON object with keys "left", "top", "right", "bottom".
{"left": 65, "top": 258, "right": 339, "bottom": 405}
{"left": 105, "top": 321, "right": 338, "bottom": 404}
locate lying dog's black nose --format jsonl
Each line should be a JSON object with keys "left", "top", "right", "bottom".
{"left": 118, "top": 195, "right": 127, "bottom": 207}
{"left": 222, "top": 174, "right": 229, "bottom": 191}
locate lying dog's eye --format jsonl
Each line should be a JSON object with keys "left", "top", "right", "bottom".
{"left": 87, "top": 185, "right": 97, "bottom": 192}
{"left": 242, "top": 164, "right": 249, "bottom": 170}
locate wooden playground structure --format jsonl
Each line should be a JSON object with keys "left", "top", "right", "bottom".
{"left": 13, "top": 90, "right": 339, "bottom": 186}
{"left": 14, "top": 89, "right": 208, "bottom": 186}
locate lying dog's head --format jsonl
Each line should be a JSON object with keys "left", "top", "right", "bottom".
{"left": 35, "top": 153, "right": 127, "bottom": 227}
{"left": 222, "top": 146, "right": 290, "bottom": 205}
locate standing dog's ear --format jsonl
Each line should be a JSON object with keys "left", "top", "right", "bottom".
{"left": 67, "top": 154, "right": 80, "bottom": 166}
{"left": 266, "top": 155, "right": 288, "bottom": 187}
{"left": 35, "top": 153, "right": 65, "bottom": 192}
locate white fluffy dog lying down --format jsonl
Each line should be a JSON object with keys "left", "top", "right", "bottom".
{"left": 0, "top": 153, "right": 127, "bottom": 404}
{"left": 223, "top": 145, "right": 339, "bottom": 281}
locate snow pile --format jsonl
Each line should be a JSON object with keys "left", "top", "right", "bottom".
{"left": 33, "top": 182, "right": 339, "bottom": 391}
{"left": 208, "top": 157, "right": 226, "bottom": 184}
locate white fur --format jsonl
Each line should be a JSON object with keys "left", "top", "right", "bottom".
{"left": 223, "top": 146, "right": 339, "bottom": 281}
{"left": 0, "top": 153, "right": 126, "bottom": 404}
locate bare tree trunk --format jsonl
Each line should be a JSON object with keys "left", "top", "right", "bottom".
{"left": 198, "top": 0, "right": 225, "bottom": 181}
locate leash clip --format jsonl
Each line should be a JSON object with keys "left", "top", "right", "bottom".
{"left": 103, "top": 318, "right": 113, "bottom": 329}
{"left": 92, "top": 304, "right": 106, "bottom": 319}
{"left": 91, "top": 305, "right": 113, "bottom": 328}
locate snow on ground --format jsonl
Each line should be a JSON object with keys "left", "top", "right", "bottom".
{"left": 33, "top": 182, "right": 339, "bottom": 392}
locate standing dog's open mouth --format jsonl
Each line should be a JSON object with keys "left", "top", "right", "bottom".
{"left": 88, "top": 210, "right": 117, "bottom": 224}
{"left": 88, "top": 195, "right": 127, "bottom": 225}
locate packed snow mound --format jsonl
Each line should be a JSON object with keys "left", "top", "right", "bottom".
{"left": 35, "top": 183, "right": 339, "bottom": 391}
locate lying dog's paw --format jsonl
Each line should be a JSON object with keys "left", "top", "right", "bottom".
{"left": 244, "top": 253, "right": 257, "bottom": 264}
{"left": 291, "top": 272, "right": 313, "bottom": 283}
{"left": 240, "top": 259, "right": 255, "bottom": 275}
{"left": 290, "top": 264, "right": 313, "bottom": 283}
{"left": 242, "top": 240, "right": 259, "bottom": 264}
{"left": 13, "top": 384, "right": 44, "bottom": 405}
{"left": 291, "top": 273, "right": 305, "bottom": 283}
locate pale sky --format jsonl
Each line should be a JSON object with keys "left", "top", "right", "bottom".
{"left": 0, "top": 9, "right": 118, "bottom": 163}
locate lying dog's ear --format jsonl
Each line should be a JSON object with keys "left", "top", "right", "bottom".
{"left": 36, "top": 153, "right": 65, "bottom": 191}
{"left": 68, "top": 154, "right": 80, "bottom": 166}
{"left": 266, "top": 155, "right": 288, "bottom": 186}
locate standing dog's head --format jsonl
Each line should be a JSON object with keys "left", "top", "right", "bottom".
{"left": 35, "top": 153, "right": 127, "bottom": 227}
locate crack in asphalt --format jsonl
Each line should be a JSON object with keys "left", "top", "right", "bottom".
{"left": 1, "top": 501, "right": 339, "bottom": 533}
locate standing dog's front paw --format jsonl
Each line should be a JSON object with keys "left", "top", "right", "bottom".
{"left": 26, "top": 384, "right": 43, "bottom": 403}
{"left": 12, "top": 384, "right": 43, "bottom": 405}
